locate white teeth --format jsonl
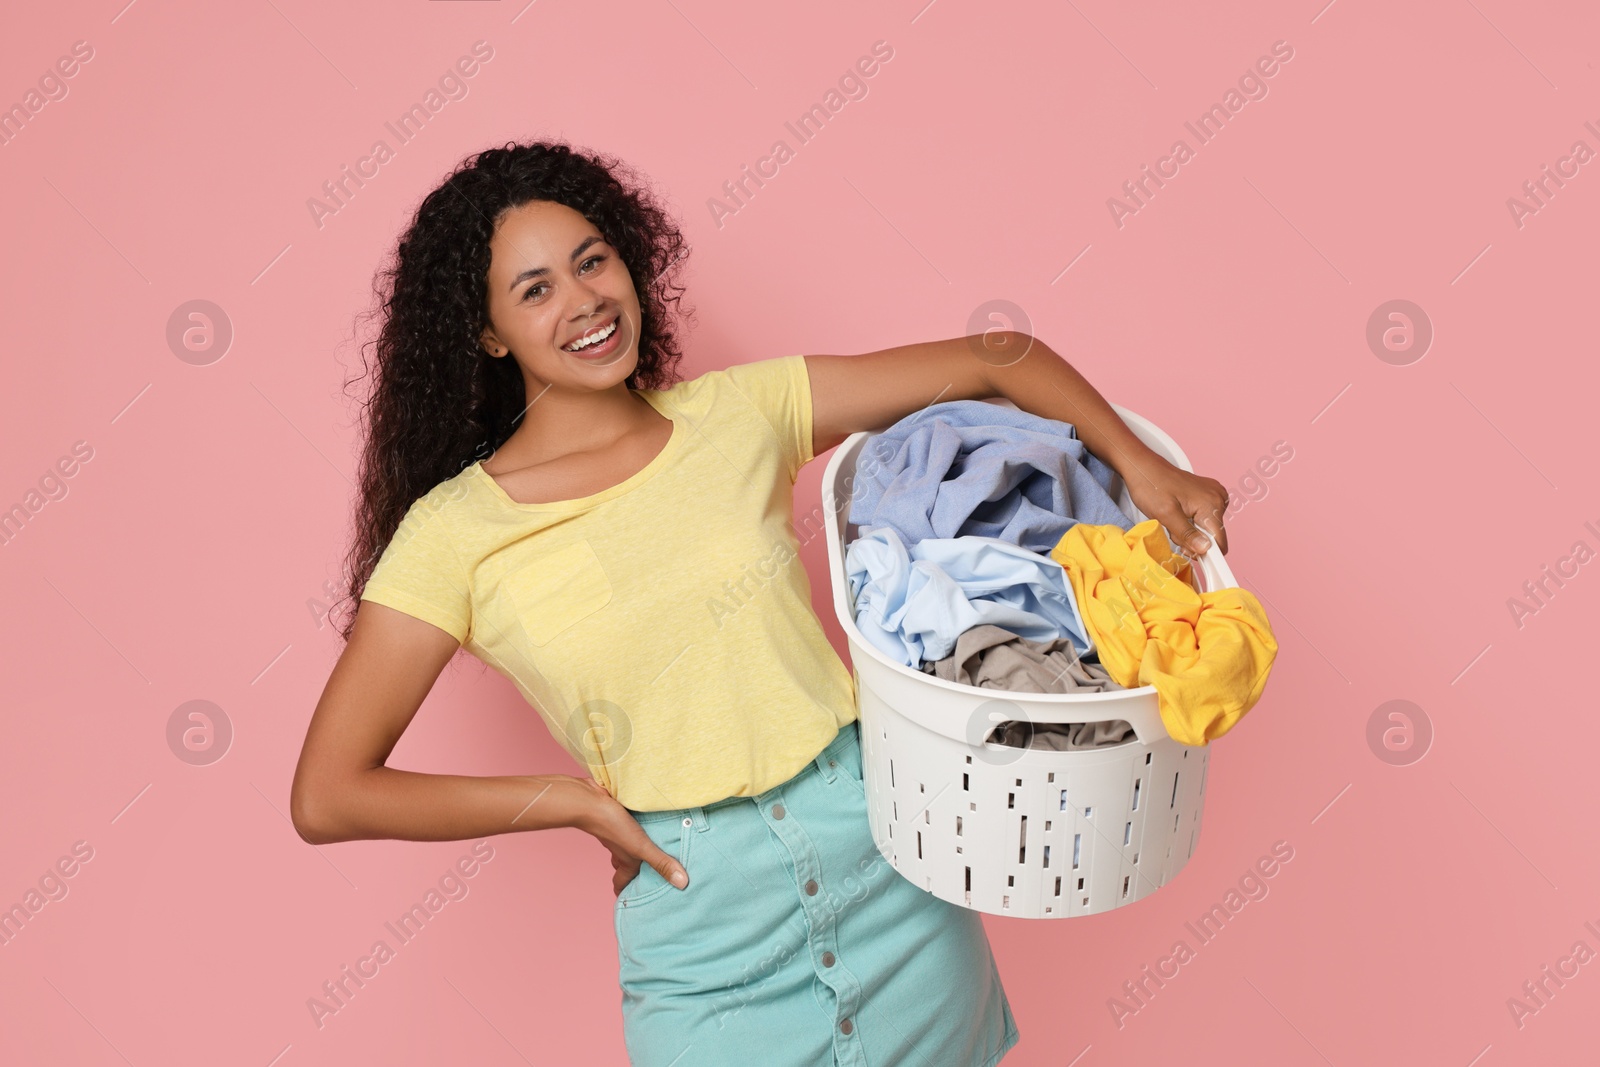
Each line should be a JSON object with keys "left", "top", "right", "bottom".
{"left": 564, "top": 320, "right": 617, "bottom": 351}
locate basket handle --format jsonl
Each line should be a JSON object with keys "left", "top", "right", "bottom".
{"left": 1187, "top": 537, "right": 1239, "bottom": 594}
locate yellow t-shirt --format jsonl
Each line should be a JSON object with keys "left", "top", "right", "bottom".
{"left": 358, "top": 354, "right": 860, "bottom": 811}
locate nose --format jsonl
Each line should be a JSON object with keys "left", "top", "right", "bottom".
{"left": 569, "top": 277, "right": 604, "bottom": 321}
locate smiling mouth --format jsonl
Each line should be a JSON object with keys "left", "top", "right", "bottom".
{"left": 562, "top": 317, "right": 619, "bottom": 353}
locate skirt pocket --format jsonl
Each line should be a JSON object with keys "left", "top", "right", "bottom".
{"left": 829, "top": 721, "right": 868, "bottom": 797}
{"left": 614, "top": 814, "right": 692, "bottom": 911}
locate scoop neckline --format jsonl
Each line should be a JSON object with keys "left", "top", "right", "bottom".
{"left": 470, "top": 390, "right": 683, "bottom": 511}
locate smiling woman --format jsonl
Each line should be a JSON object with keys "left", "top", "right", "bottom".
{"left": 469, "top": 199, "right": 679, "bottom": 504}
{"left": 278, "top": 138, "right": 1236, "bottom": 1066}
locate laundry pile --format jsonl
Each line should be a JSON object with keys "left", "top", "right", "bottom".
{"left": 843, "top": 401, "right": 1278, "bottom": 750}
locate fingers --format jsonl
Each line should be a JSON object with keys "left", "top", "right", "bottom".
{"left": 1164, "top": 504, "right": 1227, "bottom": 560}
{"left": 1203, "top": 510, "right": 1229, "bottom": 555}
{"left": 1175, "top": 477, "right": 1230, "bottom": 558}
{"left": 610, "top": 839, "right": 689, "bottom": 895}
{"left": 1138, "top": 470, "right": 1230, "bottom": 560}
{"left": 1190, "top": 506, "right": 1229, "bottom": 557}
{"left": 620, "top": 818, "right": 689, "bottom": 891}
{"left": 644, "top": 840, "right": 690, "bottom": 889}
{"left": 614, "top": 847, "right": 687, "bottom": 895}
{"left": 584, "top": 790, "right": 690, "bottom": 894}
{"left": 1162, "top": 507, "right": 1212, "bottom": 559}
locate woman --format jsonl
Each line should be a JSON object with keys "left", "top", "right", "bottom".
{"left": 290, "top": 140, "right": 1230, "bottom": 1066}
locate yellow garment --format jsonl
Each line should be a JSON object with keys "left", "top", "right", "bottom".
{"left": 1048, "top": 519, "right": 1277, "bottom": 746}
{"left": 359, "top": 355, "right": 859, "bottom": 811}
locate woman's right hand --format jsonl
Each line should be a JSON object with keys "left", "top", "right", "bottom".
{"left": 572, "top": 777, "right": 690, "bottom": 897}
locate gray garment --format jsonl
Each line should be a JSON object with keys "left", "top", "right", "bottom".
{"left": 920, "top": 624, "right": 1136, "bottom": 750}
{"left": 985, "top": 717, "right": 1134, "bottom": 751}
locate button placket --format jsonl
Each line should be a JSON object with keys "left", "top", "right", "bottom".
{"left": 760, "top": 788, "right": 867, "bottom": 1065}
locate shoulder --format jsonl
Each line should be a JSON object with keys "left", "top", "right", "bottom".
{"left": 648, "top": 355, "right": 812, "bottom": 478}
{"left": 648, "top": 355, "right": 806, "bottom": 415}
{"left": 391, "top": 466, "right": 483, "bottom": 550}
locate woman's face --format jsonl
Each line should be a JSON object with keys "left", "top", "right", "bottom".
{"left": 479, "top": 199, "right": 641, "bottom": 391}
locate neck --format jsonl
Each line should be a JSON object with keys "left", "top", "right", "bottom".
{"left": 488, "top": 381, "right": 658, "bottom": 470}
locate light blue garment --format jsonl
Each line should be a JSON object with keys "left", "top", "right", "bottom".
{"left": 849, "top": 399, "right": 1134, "bottom": 553}
{"left": 844, "top": 524, "right": 1093, "bottom": 668}
{"left": 616, "top": 720, "right": 1021, "bottom": 1067}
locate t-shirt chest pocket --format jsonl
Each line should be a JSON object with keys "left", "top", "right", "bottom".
{"left": 494, "top": 540, "right": 614, "bottom": 647}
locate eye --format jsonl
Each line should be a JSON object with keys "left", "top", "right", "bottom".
{"left": 520, "top": 254, "right": 606, "bottom": 302}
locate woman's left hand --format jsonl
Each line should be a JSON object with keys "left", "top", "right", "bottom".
{"left": 1124, "top": 461, "right": 1231, "bottom": 559}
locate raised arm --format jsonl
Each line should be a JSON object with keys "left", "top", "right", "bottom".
{"left": 802, "top": 332, "right": 1230, "bottom": 556}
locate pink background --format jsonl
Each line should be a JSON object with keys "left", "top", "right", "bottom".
{"left": 2, "top": 0, "right": 1597, "bottom": 1063}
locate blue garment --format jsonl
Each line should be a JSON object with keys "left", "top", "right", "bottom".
{"left": 844, "top": 524, "right": 1092, "bottom": 668}
{"left": 849, "top": 399, "right": 1134, "bottom": 553}
{"left": 616, "top": 719, "right": 1021, "bottom": 1067}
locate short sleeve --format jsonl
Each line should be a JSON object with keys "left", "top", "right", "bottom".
{"left": 724, "top": 354, "right": 815, "bottom": 482}
{"left": 359, "top": 495, "right": 472, "bottom": 644}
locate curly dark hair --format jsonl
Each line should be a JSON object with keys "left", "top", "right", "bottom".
{"left": 331, "top": 139, "right": 694, "bottom": 643}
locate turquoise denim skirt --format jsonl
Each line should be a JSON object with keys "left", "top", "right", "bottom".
{"left": 614, "top": 718, "right": 1021, "bottom": 1066}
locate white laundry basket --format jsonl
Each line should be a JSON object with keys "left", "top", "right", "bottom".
{"left": 820, "top": 399, "right": 1239, "bottom": 919}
